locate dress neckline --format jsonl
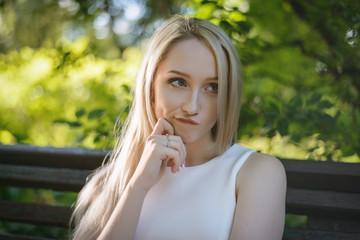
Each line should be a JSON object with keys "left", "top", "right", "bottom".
{"left": 182, "top": 144, "right": 239, "bottom": 169}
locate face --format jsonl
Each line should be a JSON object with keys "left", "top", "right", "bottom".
{"left": 152, "top": 39, "right": 218, "bottom": 144}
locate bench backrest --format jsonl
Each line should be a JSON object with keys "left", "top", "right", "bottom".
{"left": 0, "top": 144, "right": 359, "bottom": 239}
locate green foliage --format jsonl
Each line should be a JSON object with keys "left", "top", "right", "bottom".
{"left": 0, "top": 38, "right": 140, "bottom": 148}
{"left": 0, "top": 0, "right": 185, "bottom": 54}
{"left": 285, "top": 214, "right": 307, "bottom": 229}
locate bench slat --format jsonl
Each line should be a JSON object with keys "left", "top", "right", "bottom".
{"left": 280, "top": 159, "right": 360, "bottom": 193}
{"left": 0, "top": 144, "right": 107, "bottom": 170}
{"left": 286, "top": 188, "right": 360, "bottom": 221}
{"left": 0, "top": 233, "right": 54, "bottom": 240}
{"left": 283, "top": 228, "right": 360, "bottom": 239}
{"left": 1, "top": 165, "right": 360, "bottom": 222}
{"left": 307, "top": 217, "right": 360, "bottom": 234}
{"left": 0, "top": 164, "right": 90, "bottom": 192}
{"left": 1, "top": 145, "right": 359, "bottom": 193}
{"left": 1, "top": 188, "right": 359, "bottom": 229}
{"left": 0, "top": 201, "right": 71, "bottom": 228}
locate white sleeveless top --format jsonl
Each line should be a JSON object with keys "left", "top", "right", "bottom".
{"left": 134, "top": 144, "right": 255, "bottom": 240}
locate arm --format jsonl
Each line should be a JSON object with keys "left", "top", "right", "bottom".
{"left": 230, "top": 152, "right": 287, "bottom": 240}
{"left": 97, "top": 177, "right": 149, "bottom": 240}
{"left": 97, "top": 118, "right": 186, "bottom": 240}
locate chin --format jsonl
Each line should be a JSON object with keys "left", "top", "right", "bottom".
{"left": 175, "top": 132, "right": 189, "bottom": 143}
{"left": 173, "top": 130, "right": 193, "bottom": 144}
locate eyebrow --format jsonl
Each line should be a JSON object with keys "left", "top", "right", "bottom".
{"left": 168, "top": 70, "right": 218, "bottom": 81}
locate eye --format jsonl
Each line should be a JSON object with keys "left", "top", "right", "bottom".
{"left": 206, "top": 83, "right": 218, "bottom": 93}
{"left": 169, "top": 78, "right": 187, "bottom": 87}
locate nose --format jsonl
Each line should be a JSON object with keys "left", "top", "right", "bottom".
{"left": 182, "top": 90, "right": 200, "bottom": 115}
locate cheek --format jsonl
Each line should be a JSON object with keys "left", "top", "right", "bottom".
{"left": 204, "top": 98, "right": 218, "bottom": 123}
{"left": 210, "top": 105, "right": 218, "bottom": 125}
{"left": 154, "top": 88, "right": 178, "bottom": 118}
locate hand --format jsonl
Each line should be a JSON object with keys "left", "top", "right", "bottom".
{"left": 132, "top": 118, "right": 186, "bottom": 191}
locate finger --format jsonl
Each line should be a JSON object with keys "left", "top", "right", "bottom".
{"left": 146, "top": 134, "right": 185, "bottom": 164}
{"left": 151, "top": 118, "right": 175, "bottom": 136}
{"left": 176, "top": 136, "right": 187, "bottom": 166}
{"left": 165, "top": 138, "right": 183, "bottom": 162}
{"left": 161, "top": 147, "right": 182, "bottom": 174}
{"left": 172, "top": 135, "right": 186, "bottom": 166}
{"left": 164, "top": 135, "right": 186, "bottom": 165}
{"left": 158, "top": 157, "right": 168, "bottom": 178}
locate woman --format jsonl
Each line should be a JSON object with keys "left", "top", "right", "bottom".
{"left": 71, "top": 16, "right": 287, "bottom": 240}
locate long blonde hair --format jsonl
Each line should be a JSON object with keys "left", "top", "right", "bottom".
{"left": 71, "top": 15, "right": 242, "bottom": 239}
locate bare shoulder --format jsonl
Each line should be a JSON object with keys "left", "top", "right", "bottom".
{"left": 236, "top": 152, "right": 287, "bottom": 194}
{"left": 231, "top": 152, "right": 287, "bottom": 240}
{"left": 240, "top": 152, "right": 285, "bottom": 177}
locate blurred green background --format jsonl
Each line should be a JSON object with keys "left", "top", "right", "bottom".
{"left": 0, "top": 0, "right": 359, "bottom": 238}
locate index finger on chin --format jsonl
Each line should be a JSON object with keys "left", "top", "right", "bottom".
{"left": 151, "top": 118, "right": 175, "bottom": 136}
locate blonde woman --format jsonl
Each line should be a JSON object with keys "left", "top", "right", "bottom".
{"left": 71, "top": 16, "right": 287, "bottom": 240}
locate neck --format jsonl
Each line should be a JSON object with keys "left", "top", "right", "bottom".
{"left": 184, "top": 134, "right": 218, "bottom": 167}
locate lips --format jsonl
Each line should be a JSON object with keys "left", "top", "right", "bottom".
{"left": 175, "top": 117, "right": 199, "bottom": 125}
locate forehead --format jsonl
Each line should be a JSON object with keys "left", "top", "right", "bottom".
{"left": 158, "top": 39, "right": 217, "bottom": 78}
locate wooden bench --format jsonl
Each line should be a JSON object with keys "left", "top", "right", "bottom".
{"left": 0, "top": 144, "right": 359, "bottom": 239}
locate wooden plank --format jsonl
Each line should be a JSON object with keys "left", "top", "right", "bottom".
{"left": 307, "top": 216, "right": 360, "bottom": 234}
{"left": 280, "top": 158, "right": 360, "bottom": 176}
{"left": 0, "top": 144, "right": 108, "bottom": 170}
{"left": 286, "top": 188, "right": 360, "bottom": 221}
{"left": 1, "top": 144, "right": 359, "bottom": 191}
{"left": 283, "top": 228, "right": 360, "bottom": 239}
{"left": 0, "top": 164, "right": 90, "bottom": 192}
{"left": 280, "top": 159, "right": 360, "bottom": 193}
{"left": 0, "top": 201, "right": 71, "bottom": 228}
{"left": 1, "top": 188, "right": 359, "bottom": 228}
{"left": 0, "top": 233, "right": 54, "bottom": 240}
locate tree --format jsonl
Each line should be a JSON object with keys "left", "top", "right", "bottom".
{"left": 1, "top": 0, "right": 359, "bottom": 161}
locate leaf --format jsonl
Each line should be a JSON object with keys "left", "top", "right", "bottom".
{"left": 54, "top": 120, "right": 82, "bottom": 127}
{"left": 277, "top": 119, "right": 289, "bottom": 136}
{"left": 53, "top": 119, "right": 68, "bottom": 124}
{"left": 236, "top": 21, "right": 251, "bottom": 34}
{"left": 75, "top": 109, "right": 86, "bottom": 118}
{"left": 264, "top": 111, "right": 277, "bottom": 127}
{"left": 306, "top": 93, "right": 322, "bottom": 106}
{"left": 196, "top": 2, "right": 216, "bottom": 19}
{"left": 88, "top": 109, "right": 105, "bottom": 120}
{"left": 122, "top": 84, "right": 131, "bottom": 93}
{"left": 219, "top": 20, "right": 232, "bottom": 33}
{"left": 267, "top": 128, "right": 276, "bottom": 138}
{"left": 294, "top": 109, "right": 307, "bottom": 120}
{"left": 318, "top": 100, "right": 333, "bottom": 109}
{"left": 267, "top": 99, "right": 280, "bottom": 115}
{"left": 289, "top": 96, "right": 302, "bottom": 109}
{"left": 68, "top": 121, "right": 82, "bottom": 127}
{"left": 318, "top": 113, "right": 336, "bottom": 129}
{"left": 264, "top": 119, "right": 275, "bottom": 129}
{"left": 229, "top": 11, "right": 246, "bottom": 22}
{"left": 123, "top": 105, "right": 130, "bottom": 114}
{"left": 94, "top": 135, "right": 101, "bottom": 143}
